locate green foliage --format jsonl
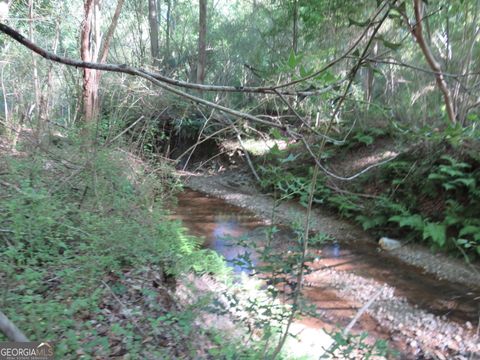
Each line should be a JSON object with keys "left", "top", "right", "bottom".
{"left": 321, "top": 331, "right": 398, "bottom": 359}
{"left": 0, "top": 147, "right": 227, "bottom": 357}
{"left": 364, "top": 147, "right": 480, "bottom": 257}
{"left": 259, "top": 138, "right": 480, "bottom": 259}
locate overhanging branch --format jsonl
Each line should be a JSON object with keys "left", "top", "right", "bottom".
{"left": 0, "top": 22, "right": 338, "bottom": 97}
{"left": 0, "top": 22, "right": 289, "bottom": 130}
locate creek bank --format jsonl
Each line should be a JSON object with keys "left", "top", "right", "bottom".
{"left": 178, "top": 170, "right": 480, "bottom": 358}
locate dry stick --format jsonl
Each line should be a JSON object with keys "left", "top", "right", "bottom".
{"left": 0, "top": 310, "right": 29, "bottom": 341}
{"left": 0, "top": 21, "right": 332, "bottom": 97}
{"left": 352, "top": 56, "right": 480, "bottom": 78}
{"left": 342, "top": 289, "right": 382, "bottom": 336}
{"left": 228, "top": 121, "right": 262, "bottom": 183}
{"left": 270, "top": 3, "right": 394, "bottom": 358}
{"left": 192, "top": 150, "right": 229, "bottom": 173}
{"left": 300, "top": 136, "right": 399, "bottom": 181}
{"left": 0, "top": 23, "right": 399, "bottom": 181}
{"left": 105, "top": 115, "right": 145, "bottom": 146}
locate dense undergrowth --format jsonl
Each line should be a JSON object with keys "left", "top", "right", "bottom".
{"left": 256, "top": 127, "right": 480, "bottom": 261}
{"left": 0, "top": 138, "right": 235, "bottom": 358}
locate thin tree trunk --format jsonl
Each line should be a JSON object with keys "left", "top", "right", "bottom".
{"left": 292, "top": 0, "right": 298, "bottom": 54}
{"left": 81, "top": 0, "right": 96, "bottom": 123}
{"left": 81, "top": 0, "right": 124, "bottom": 124}
{"left": 197, "top": 0, "right": 207, "bottom": 84}
{"left": 412, "top": 0, "right": 456, "bottom": 123}
{"left": 364, "top": 38, "right": 377, "bottom": 109}
{"left": 165, "top": 0, "right": 171, "bottom": 66}
{"left": 98, "top": 0, "right": 124, "bottom": 64}
{"left": 156, "top": 0, "right": 162, "bottom": 49}
{"left": 38, "top": 22, "right": 61, "bottom": 123}
{"left": 148, "top": 0, "right": 160, "bottom": 66}
{"left": 28, "top": 0, "right": 40, "bottom": 111}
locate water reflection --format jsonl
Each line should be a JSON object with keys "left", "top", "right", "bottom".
{"left": 211, "top": 219, "right": 257, "bottom": 275}
{"left": 173, "top": 189, "right": 480, "bottom": 326}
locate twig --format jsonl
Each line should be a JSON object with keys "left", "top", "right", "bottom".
{"left": 101, "top": 280, "right": 147, "bottom": 337}
{"left": 105, "top": 115, "right": 145, "bottom": 146}
{"left": 343, "top": 288, "right": 382, "bottom": 336}
{"left": 235, "top": 131, "right": 261, "bottom": 183}
{"left": 299, "top": 136, "right": 399, "bottom": 181}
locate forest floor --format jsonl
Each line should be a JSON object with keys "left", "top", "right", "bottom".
{"left": 179, "top": 160, "right": 480, "bottom": 359}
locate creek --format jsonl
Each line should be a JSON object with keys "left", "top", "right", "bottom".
{"left": 172, "top": 188, "right": 480, "bottom": 357}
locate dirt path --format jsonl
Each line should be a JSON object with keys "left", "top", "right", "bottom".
{"left": 180, "top": 170, "right": 480, "bottom": 359}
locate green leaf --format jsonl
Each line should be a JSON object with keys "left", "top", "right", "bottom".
{"left": 270, "top": 128, "right": 283, "bottom": 140}
{"left": 356, "top": 214, "right": 386, "bottom": 230}
{"left": 280, "top": 153, "right": 299, "bottom": 163}
{"left": 388, "top": 9, "right": 402, "bottom": 19}
{"left": 452, "top": 178, "right": 476, "bottom": 188}
{"left": 315, "top": 70, "right": 336, "bottom": 83}
{"left": 381, "top": 38, "right": 403, "bottom": 50}
{"left": 353, "top": 133, "right": 374, "bottom": 145}
{"left": 389, "top": 214, "right": 424, "bottom": 231}
{"left": 423, "top": 222, "right": 446, "bottom": 247}
{"left": 299, "top": 65, "right": 313, "bottom": 78}
{"left": 442, "top": 183, "right": 456, "bottom": 191}
{"left": 348, "top": 17, "right": 370, "bottom": 27}
{"left": 288, "top": 49, "right": 297, "bottom": 69}
{"left": 427, "top": 173, "right": 445, "bottom": 181}
{"left": 459, "top": 225, "right": 480, "bottom": 237}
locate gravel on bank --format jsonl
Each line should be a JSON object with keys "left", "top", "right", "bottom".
{"left": 181, "top": 171, "right": 480, "bottom": 289}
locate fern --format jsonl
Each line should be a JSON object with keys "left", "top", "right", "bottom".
{"left": 388, "top": 214, "right": 424, "bottom": 231}
{"left": 422, "top": 222, "right": 447, "bottom": 247}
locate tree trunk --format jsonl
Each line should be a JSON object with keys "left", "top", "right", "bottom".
{"left": 412, "top": 0, "right": 456, "bottom": 123}
{"left": 148, "top": 0, "right": 160, "bottom": 66}
{"left": 38, "top": 22, "right": 60, "bottom": 124}
{"left": 165, "top": 0, "right": 171, "bottom": 66}
{"left": 197, "top": 0, "right": 207, "bottom": 84}
{"left": 81, "top": 0, "right": 96, "bottom": 123}
{"left": 81, "top": 0, "right": 124, "bottom": 124}
{"left": 28, "top": 0, "right": 40, "bottom": 111}
{"left": 364, "top": 39, "right": 377, "bottom": 109}
{"left": 292, "top": 0, "right": 298, "bottom": 54}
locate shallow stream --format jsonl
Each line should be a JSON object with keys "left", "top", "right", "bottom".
{"left": 172, "top": 188, "right": 480, "bottom": 356}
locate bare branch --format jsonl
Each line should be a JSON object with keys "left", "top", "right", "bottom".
{"left": 0, "top": 22, "right": 288, "bottom": 130}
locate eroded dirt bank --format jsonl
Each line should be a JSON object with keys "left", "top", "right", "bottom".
{"left": 179, "top": 170, "right": 480, "bottom": 359}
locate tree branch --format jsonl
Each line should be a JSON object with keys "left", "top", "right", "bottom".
{"left": 0, "top": 22, "right": 288, "bottom": 130}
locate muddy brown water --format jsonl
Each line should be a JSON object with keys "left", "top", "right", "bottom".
{"left": 172, "top": 189, "right": 479, "bottom": 338}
